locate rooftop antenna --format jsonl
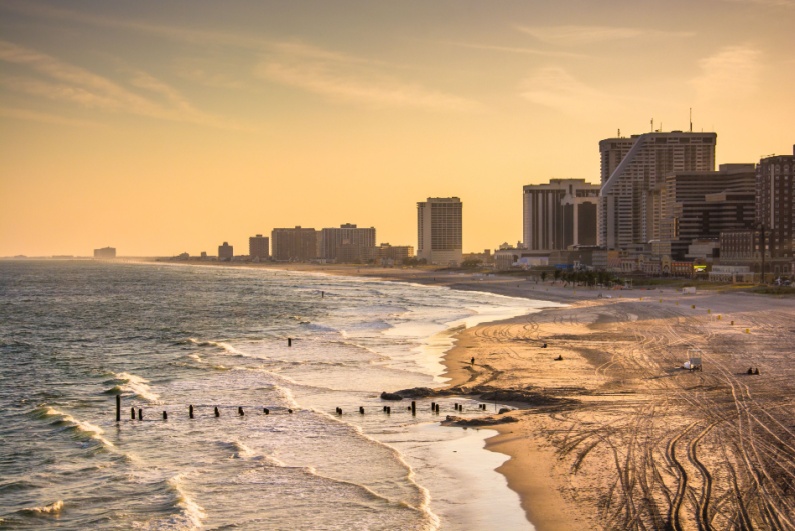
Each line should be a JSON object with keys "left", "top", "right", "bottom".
{"left": 617, "top": 128, "right": 621, "bottom": 138}
{"left": 689, "top": 108, "right": 693, "bottom": 133}
{"left": 650, "top": 118, "right": 654, "bottom": 132}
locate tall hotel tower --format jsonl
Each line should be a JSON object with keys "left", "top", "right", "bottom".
{"left": 523, "top": 179, "right": 600, "bottom": 251}
{"left": 756, "top": 147, "right": 795, "bottom": 263}
{"left": 417, "top": 197, "right": 463, "bottom": 266}
{"left": 599, "top": 131, "right": 716, "bottom": 250}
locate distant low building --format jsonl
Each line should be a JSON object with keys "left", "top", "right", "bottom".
{"left": 319, "top": 224, "right": 376, "bottom": 262}
{"left": 685, "top": 239, "right": 720, "bottom": 263}
{"left": 377, "top": 243, "right": 414, "bottom": 266}
{"left": 271, "top": 226, "right": 319, "bottom": 262}
{"left": 249, "top": 234, "right": 270, "bottom": 262}
{"left": 710, "top": 265, "right": 755, "bottom": 283}
{"left": 494, "top": 247, "right": 549, "bottom": 270}
{"left": 94, "top": 247, "right": 116, "bottom": 259}
{"left": 462, "top": 249, "right": 494, "bottom": 266}
{"left": 548, "top": 246, "right": 608, "bottom": 271}
{"left": 218, "top": 242, "right": 233, "bottom": 261}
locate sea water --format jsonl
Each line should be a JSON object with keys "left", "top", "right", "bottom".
{"left": 0, "top": 261, "right": 546, "bottom": 530}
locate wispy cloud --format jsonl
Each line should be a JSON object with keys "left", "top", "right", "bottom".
{"left": 444, "top": 41, "right": 585, "bottom": 59}
{"left": 517, "top": 25, "right": 694, "bottom": 46}
{"left": 519, "top": 67, "right": 618, "bottom": 117}
{"left": 1, "top": 1, "right": 267, "bottom": 50}
{"left": 0, "top": 106, "right": 102, "bottom": 127}
{"left": 691, "top": 45, "right": 762, "bottom": 102}
{"left": 3, "top": 2, "right": 478, "bottom": 113}
{"left": 718, "top": 0, "right": 794, "bottom": 7}
{"left": 0, "top": 40, "right": 241, "bottom": 128}
{"left": 256, "top": 41, "right": 481, "bottom": 112}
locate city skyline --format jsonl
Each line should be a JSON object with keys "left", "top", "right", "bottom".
{"left": 1, "top": 1, "right": 794, "bottom": 256}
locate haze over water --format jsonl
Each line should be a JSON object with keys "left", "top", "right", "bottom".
{"left": 0, "top": 261, "right": 552, "bottom": 529}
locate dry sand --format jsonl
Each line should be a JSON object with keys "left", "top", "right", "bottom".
{"left": 152, "top": 262, "right": 795, "bottom": 530}
{"left": 318, "top": 266, "right": 795, "bottom": 531}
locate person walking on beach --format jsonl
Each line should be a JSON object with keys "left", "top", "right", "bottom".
{"left": 470, "top": 356, "right": 475, "bottom": 365}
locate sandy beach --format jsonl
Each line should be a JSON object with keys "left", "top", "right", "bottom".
{"left": 149, "top": 261, "right": 795, "bottom": 530}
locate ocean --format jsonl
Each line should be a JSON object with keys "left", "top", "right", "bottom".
{"left": 0, "top": 261, "right": 547, "bottom": 530}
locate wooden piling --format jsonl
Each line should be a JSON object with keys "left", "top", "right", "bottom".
{"left": 435, "top": 403, "right": 440, "bottom": 413}
{"left": 359, "top": 406, "right": 364, "bottom": 414}
{"left": 189, "top": 405, "right": 194, "bottom": 419}
{"left": 411, "top": 401, "right": 416, "bottom": 416}
{"left": 131, "top": 407, "right": 135, "bottom": 420}
{"left": 238, "top": 407, "right": 244, "bottom": 416}
{"left": 138, "top": 408, "right": 142, "bottom": 421}
{"left": 431, "top": 402, "right": 436, "bottom": 410}
{"left": 116, "top": 395, "right": 121, "bottom": 422}
{"left": 163, "top": 411, "right": 168, "bottom": 420}
{"left": 263, "top": 408, "right": 270, "bottom": 414}
{"left": 288, "top": 337, "right": 292, "bottom": 347}
{"left": 214, "top": 406, "right": 220, "bottom": 417}
{"left": 288, "top": 409, "right": 293, "bottom": 414}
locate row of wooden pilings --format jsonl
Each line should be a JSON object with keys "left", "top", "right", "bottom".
{"left": 333, "top": 400, "right": 491, "bottom": 416}
{"left": 115, "top": 395, "right": 491, "bottom": 421}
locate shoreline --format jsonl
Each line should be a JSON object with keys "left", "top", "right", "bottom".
{"left": 136, "top": 260, "right": 795, "bottom": 530}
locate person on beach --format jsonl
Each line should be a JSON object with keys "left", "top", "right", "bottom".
{"left": 471, "top": 356, "right": 475, "bottom": 364}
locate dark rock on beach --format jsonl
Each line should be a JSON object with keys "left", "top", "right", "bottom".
{"left": 443, "top": 415, "right": 519, "bottom": 427}
{"left": 379, "top": 391, "right": 403, "bottom": 401}
{"left": 387, "top": 385, "right": 578, "bottom": 408}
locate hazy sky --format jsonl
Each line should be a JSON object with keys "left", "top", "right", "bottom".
{"left": 1, "top": 0, "right": 793, "bottom": 256}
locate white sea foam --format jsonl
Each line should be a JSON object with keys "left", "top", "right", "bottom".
{"left": 190, "top": 338, "right": 253, "bottom": 358}
{"left": 22, "top": 500, "right": 64, "bottom": 514}
{"left": 114, "top": 372, "right": 161, "bottom": 403}
{"left": 166, "top": 473, "right": 206, "bottom": 529}
{"left": 42, "top": 406, "right": 115, "bottom": 449}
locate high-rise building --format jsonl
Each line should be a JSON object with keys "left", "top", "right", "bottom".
{"left": 659, "top": 164, "right": 756, "bottom": 260}
{"left": 523, "top": 179, "right": 599, "bottom": 251}
{"left": 756, "top": 147, "right": 795, "bottom": 269}
{"left": 218, "top": 242, "right": 233, "bottom": 261}
{"left": 417, "top": 197, "right": 463, "bottom": 266}
{"left": 271, "top": 226, "right": 318, "bottom": 262}
{"left": 319, "top": 224, "right": 376, "bottom": 262}
{"left": 249, "top": 234, "right": 269, "bottom": 261}
{"left": 599, "top": 131, "right": 717, "bottom": 250}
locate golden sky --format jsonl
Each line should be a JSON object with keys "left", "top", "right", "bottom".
{"left": 1, "top": 0, "right": 793, "bottom": 256}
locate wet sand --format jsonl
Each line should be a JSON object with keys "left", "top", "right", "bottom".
{"left": 148, "top": 262, "right": 795, "bottom": 530}
{"left": 306, "top": 266, "right": 795, "bottom": 530}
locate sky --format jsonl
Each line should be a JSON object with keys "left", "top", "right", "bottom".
{"left": 1, "top": 0, "right": 793, "bottom": 257}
